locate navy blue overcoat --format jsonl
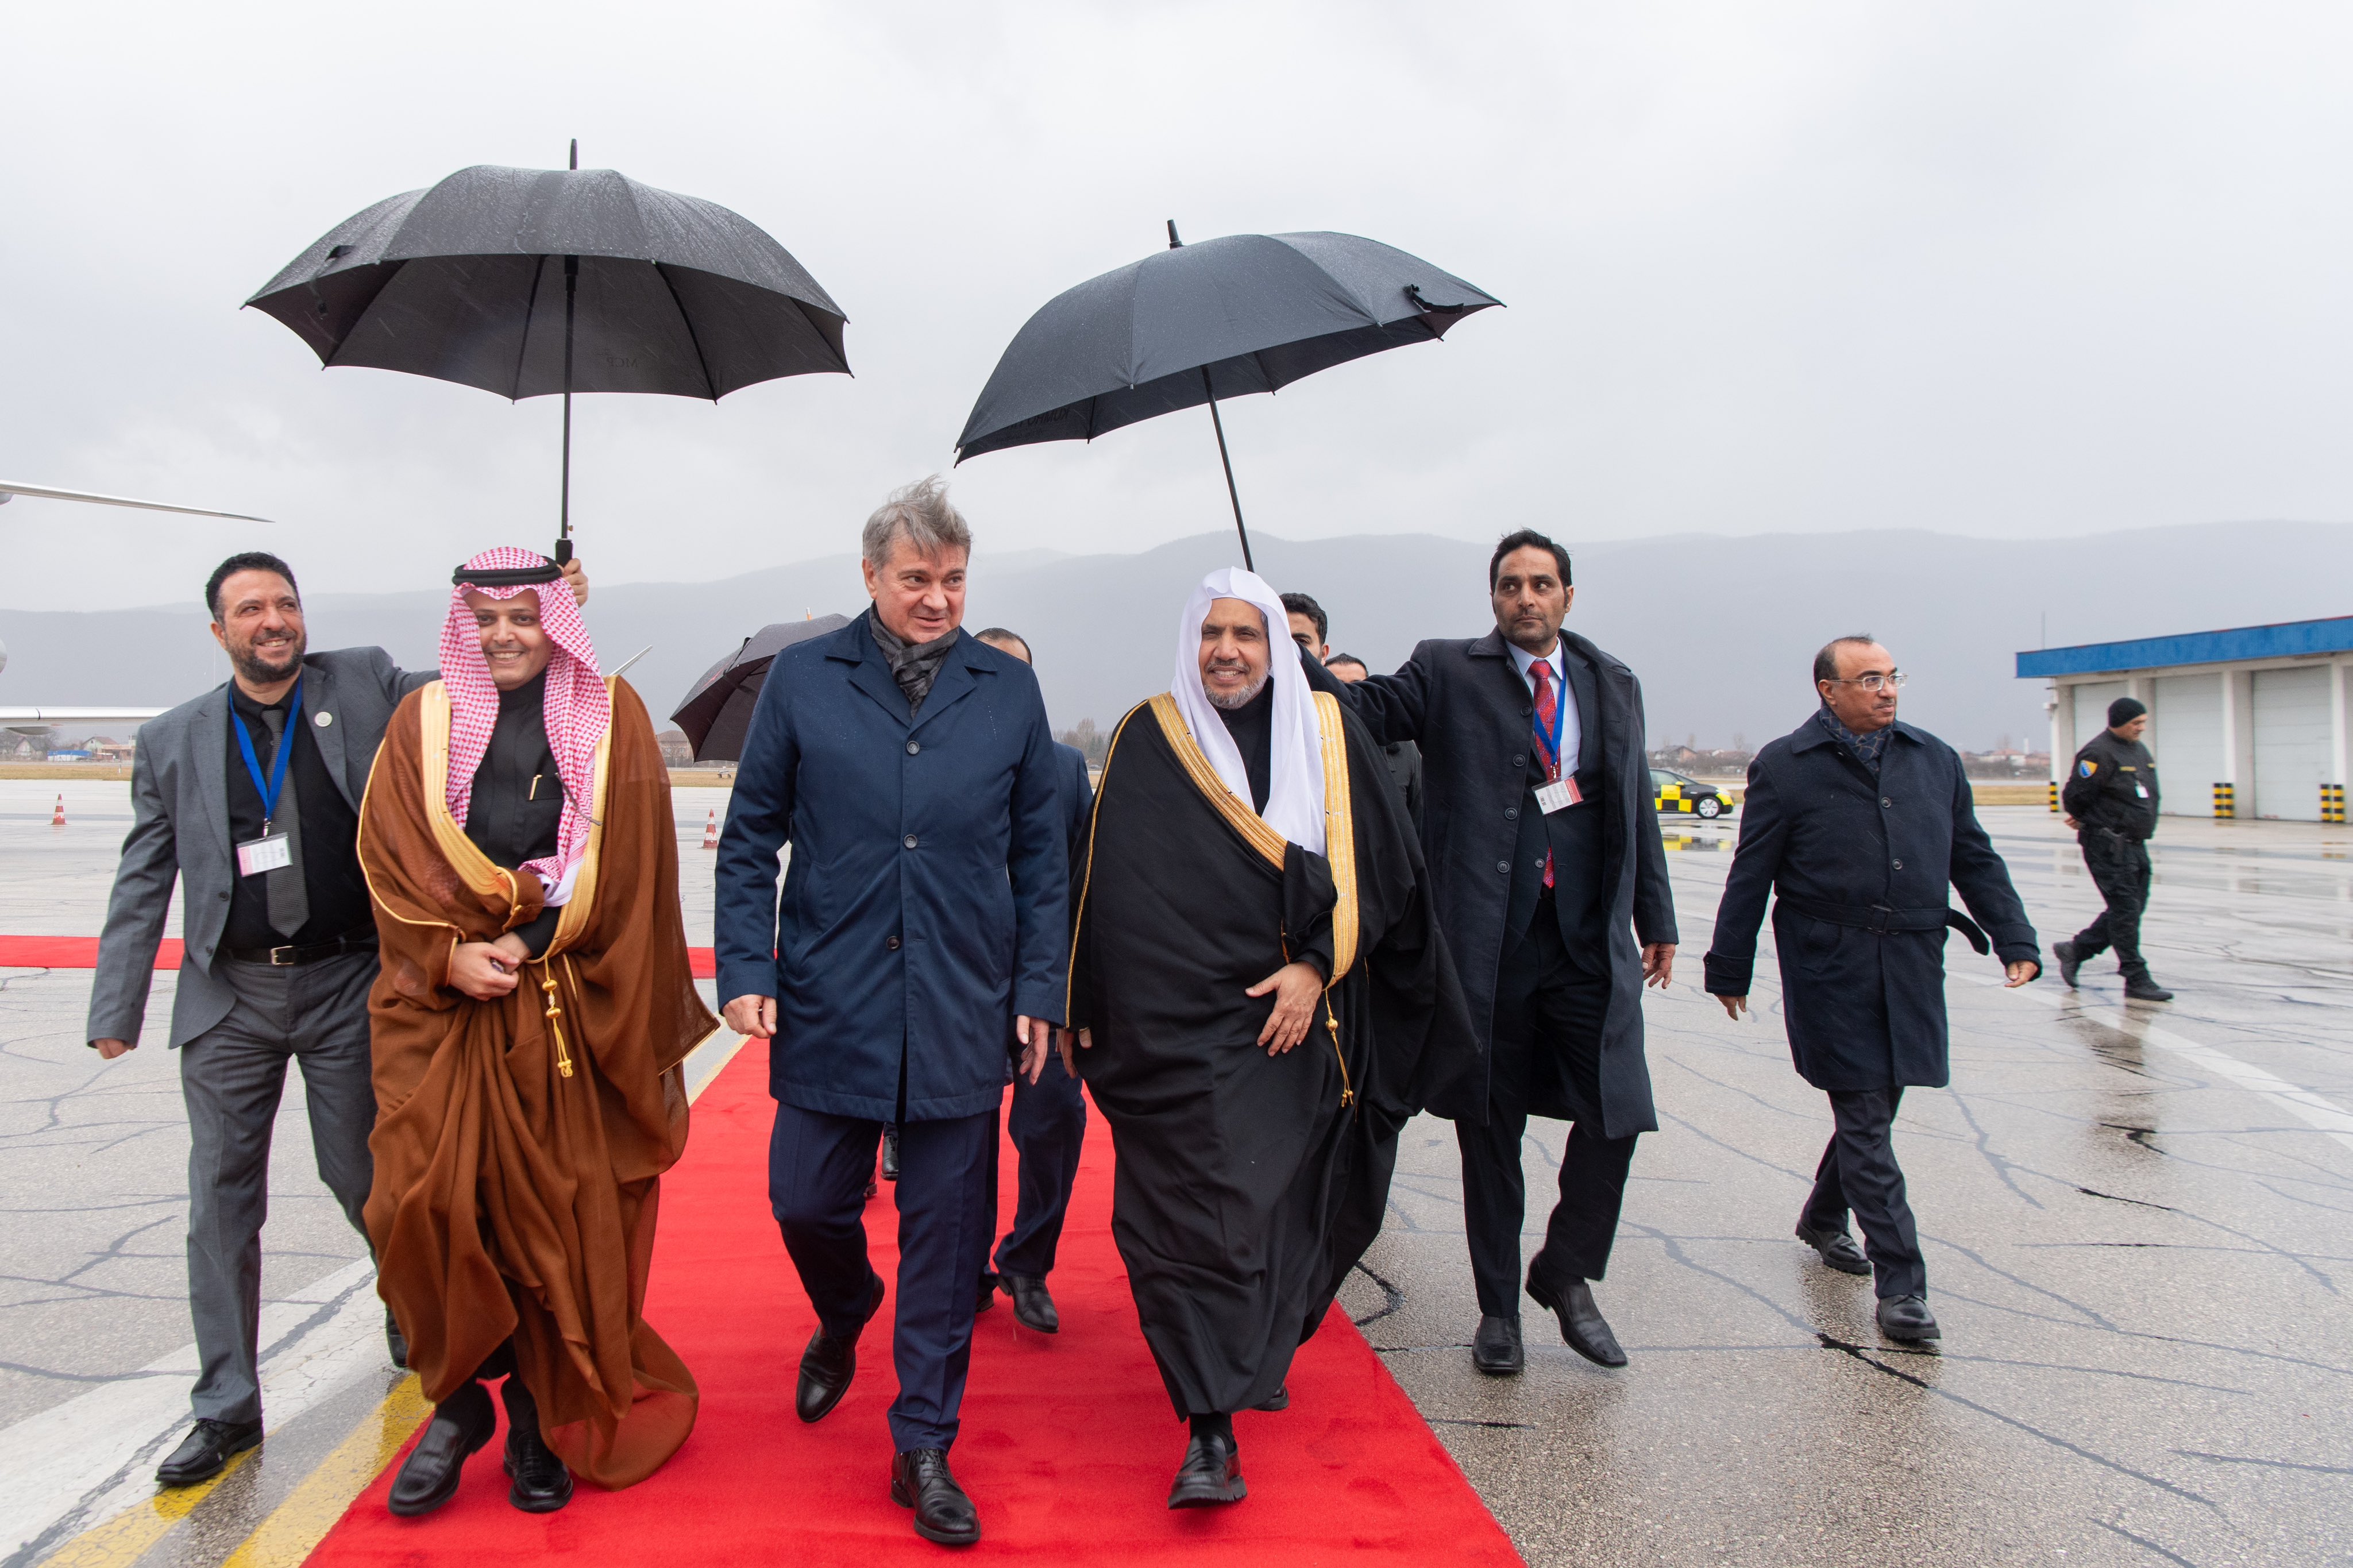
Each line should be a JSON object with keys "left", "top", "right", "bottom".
{"left": 715, "top": 613, "right": 1070, "bottom": 1121}
{"left": 1703, "top": 717, "right": 2039, "bottom": 1091}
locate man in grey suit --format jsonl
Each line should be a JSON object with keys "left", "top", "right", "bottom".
{"left": 87, "top": 550, "right": 586, "bottom": 1486}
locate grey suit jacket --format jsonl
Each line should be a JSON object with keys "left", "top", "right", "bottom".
{"left": 87, "top": 647, "right": 434, "bottom": 1049}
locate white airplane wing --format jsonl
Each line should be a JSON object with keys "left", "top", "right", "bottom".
{"left": 0, "top": 481, "right": 271, "bottom": 523}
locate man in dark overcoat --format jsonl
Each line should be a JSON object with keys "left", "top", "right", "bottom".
{"left": 1303, "top": 529, "right": 1676, "bottom": 1375}
{"left": 1703, "top": 635, "right": 2039, "bottom": 1343}
{"left": 715, "top": 478, "right": 1068, "bottom": 1548}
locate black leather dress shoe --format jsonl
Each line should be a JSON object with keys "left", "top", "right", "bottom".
{"left": 1471, "top": 1314, "right": 1524, "bottom": 1375}
{"left": 1527, "top": 1275, "right": 1627, "bottom": 1368}
{"left": 798, "top": 1273, "right": 886, "bottom": 1424}
{"left": 891, "top": 1447, "right": 980, "bottom": 1545}
{"left": 388, "top": 1383, "right": 496, "bottom": 1516}
{"left": 156, "top": 1418, "right": 262, "bottom": 1486}
{"left": 882, "top": 1129, "right": 901, "bottom": 1182}
{"left": 2124, "top": 976, "right": 2175, "bottom": 1002}
{"left": 1250, "top": 1385, "right": 1289, "bottom": 1412}
{"left": 2053, "top": 940, "right": 2083, "bottom": 989}
{"left": 1795, "top": 1221, "right": 1872, "bottom": 1276}
{"left": 385, "top": 1309, "right": 409, "bottom": 1370}
{"left": 1167, "top": 1432, "right": 1247, "bottom": 1508}
{"left": 1877, "top": 1295, "right": 1941, "bottom": 1342}
{"left": 1001, "top": 1273, "right": 1059, "bottom": 1334}
{"left": 500, "top": 1380, "right": 573, "bottom": 1513}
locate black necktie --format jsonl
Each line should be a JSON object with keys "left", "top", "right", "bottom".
{"left": 258, "top": 707, "right": 309, "bottom": 939}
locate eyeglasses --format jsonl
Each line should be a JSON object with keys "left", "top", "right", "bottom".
{"left": 1826, "top": 672, "right": 1907, "bottom": 692}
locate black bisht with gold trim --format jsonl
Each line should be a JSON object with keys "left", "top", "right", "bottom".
{"left": 1067, "top": 690, "right": 1478, "bottom": 1418}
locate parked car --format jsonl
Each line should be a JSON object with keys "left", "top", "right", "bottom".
{"left": 1652, "top": 768, "right": 1733, "bottom": 818}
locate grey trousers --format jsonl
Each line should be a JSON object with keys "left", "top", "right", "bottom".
{"left": 178, "top": 951, "right": 377, "bottom": 1424}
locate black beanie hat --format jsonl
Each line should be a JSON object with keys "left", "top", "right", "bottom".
{"left": 2108, "top": 696, "right": 2147, "bottom": 728}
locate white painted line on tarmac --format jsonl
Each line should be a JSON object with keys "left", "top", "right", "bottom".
{"left": 1974, "top": 978, "right": 2353, "bottom": 1155}
{"left": 0, "top": 1256, "right": 384, "bottom": 1566}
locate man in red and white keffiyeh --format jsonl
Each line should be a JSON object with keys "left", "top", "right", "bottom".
{"left": 442, "top": 547, "right": 608, "bottom": 906}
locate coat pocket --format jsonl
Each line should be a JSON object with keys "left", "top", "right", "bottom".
{"left": 1796, "top": 917, "right": 1842, "bottom": 972}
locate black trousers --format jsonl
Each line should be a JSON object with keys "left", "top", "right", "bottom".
{"left": 2071, "top": 831, "right": 2153, "bottom": 979}
{"left": 1457, "top": 902, "right": 1637, "bottom": 1318}
{"left": 989, "top": 1053, "right": 1087, "bottom": 1280}
{"left": 769, "top": 1102, "right": 994, "bottom": 1453}
{"left": 1800, "top": 1087, "right": 1927, "bottom": 1300}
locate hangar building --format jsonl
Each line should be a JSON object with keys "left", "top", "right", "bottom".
{"left": 2017, "top": 616, "right": 2352, "bottom": 822}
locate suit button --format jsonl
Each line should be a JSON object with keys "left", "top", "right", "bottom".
{"left": 1505, "top": 807, "right": 1519, "bottom": 820}
{"left": 1892, "top": 859, "right": 1903, "bottom": 870}
{"left": 1521, "top": 705, "right": 1532, "bottom": 717}
{"left": 217, "top": 891, "right": 229, "bottom": 901}
{"left": 1511, "top": 753, "right": 1526, "bottom": 768}
{"left": 887, "top": 936, "right": 901, "bottom": 950}
{"left": 907, "top": 740, "right": 920, "bottom": 755}
{"left": 1496, "top": 859, "right": 1510, "bottom": 874}
{"left": 904, "top": 835, "right": 919, "bottom": 849}
{"left": 1882, "top": 797, "right": 1892, "bottom": 808}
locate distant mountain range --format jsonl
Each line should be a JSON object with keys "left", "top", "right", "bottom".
{"left": 4, "top": 520, "right": 2348, "bottom": 751}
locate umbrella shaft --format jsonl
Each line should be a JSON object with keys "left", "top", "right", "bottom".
{"left": 558, "top": 255, "right": 579, "bottom": 557}
{"left": 1199, "top": 369, "right": 1252, "bottom": 572}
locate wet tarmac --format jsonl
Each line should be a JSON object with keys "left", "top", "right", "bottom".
{"left": 4, "top": 779, "right": 2348, "bottom": 1566}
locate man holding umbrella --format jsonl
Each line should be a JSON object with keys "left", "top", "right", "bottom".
{"left": 1301, "top": 531, "right": 1677, "bottom": 1376}
{"left": 715, "top": 478, "right": 1069, "bottom": 1548}
{"left": 87, "top": 550, "right": 584, "bottom": 1488}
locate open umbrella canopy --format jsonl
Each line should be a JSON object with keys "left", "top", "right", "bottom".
{"left": 954, "top": 230, "right": 1499, "bottom": 461}
{"left": 670, "top": 613, "right": 853, "bottom": 761}
{"left": 247, "top": 163, "right": 849, "bottom": 401}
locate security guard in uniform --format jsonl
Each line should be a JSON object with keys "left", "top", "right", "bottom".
{"left": 2053, "top": 696, "right": 2171, "bottom": 1001}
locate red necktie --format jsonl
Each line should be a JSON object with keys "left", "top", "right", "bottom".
{"left": 1529, "top": 660, "right": 1557, "bottom": 889}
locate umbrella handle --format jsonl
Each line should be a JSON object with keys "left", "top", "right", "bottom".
{"left": 554, "top": 536, "right": 572, "bottom": 564}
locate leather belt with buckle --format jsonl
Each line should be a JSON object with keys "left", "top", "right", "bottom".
{"left": 226, "top": 934, "right": 381, "bottom": 967}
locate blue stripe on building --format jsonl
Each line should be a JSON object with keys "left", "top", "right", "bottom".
{"left": 2016, "top": 616, "right": 2353, "bottom": 679}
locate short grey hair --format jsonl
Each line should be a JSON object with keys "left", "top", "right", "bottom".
{"left": 862, "top": 475, "right": 971, "bottom": 573}
{"left": 1813, "top": 634, "right": 1880, "bottom": 688}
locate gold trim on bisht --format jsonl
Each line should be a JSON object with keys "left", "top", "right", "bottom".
{"left": 1141, "top": 690, "right": 1360, "bottom": 980}
{"left": 417, "top": 677, "right": 615, "bottom": 952}
{"left": 1312, "top": 691, "right": 1359, "bottom": 983}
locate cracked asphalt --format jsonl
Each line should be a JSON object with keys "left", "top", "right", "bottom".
{"left": 1334, "top": 805, "right": 2353, "bottom": 1567}
{"left": 6, "top": 779, "right": 2349, "bottom": 1566}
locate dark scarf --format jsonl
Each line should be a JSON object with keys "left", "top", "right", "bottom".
{"left": 1816, "top": 704, "right": 1893, "bottom": 775}
{"left": 869, "top": 609, "right": 959, "bottom": 714}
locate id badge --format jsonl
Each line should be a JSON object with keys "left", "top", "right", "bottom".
{"left": 236, "top": 832, "right": 293, "bottom": 876}
{"left": 1534, "top": 777, "right": 1584, "bottom": 814}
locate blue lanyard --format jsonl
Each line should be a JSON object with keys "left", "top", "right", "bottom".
{"left": 1528, "top": 655, "right": 1567, "bottom": 772}
{"left": 231, "top": 679, "right": 303, "bottom": 831}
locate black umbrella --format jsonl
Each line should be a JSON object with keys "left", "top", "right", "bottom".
{"left": 954, "top": 224, "right": 1499, "bottom": 569}
{"left": 248, "top": 144, "right": 849, "bottom": 561}
{"left": 670, "top": 614, "right": 853, "bottom": 761}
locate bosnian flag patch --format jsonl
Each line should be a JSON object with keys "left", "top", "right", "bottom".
{"left": 2078, "top": 760, "right": 2098, "bottom": 778}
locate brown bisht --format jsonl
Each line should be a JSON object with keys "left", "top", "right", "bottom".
{"left": 358, "top": 676, "right": 717, "bottom": 1488}
{"left": 1067, "top": 691, "right": 1478, "bottom": 1419}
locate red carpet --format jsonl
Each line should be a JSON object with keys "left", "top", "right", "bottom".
{"left": 0, "top": 936, "right": 716, "bottom": 979}
{"left": 303, "top": 1040, "right": 1519, "bottom": 1564}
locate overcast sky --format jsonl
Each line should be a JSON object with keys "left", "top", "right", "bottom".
{"left": 5, "top": 1, "right": 2351, "bottom": 611}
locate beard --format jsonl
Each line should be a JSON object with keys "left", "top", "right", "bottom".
{"left": 1203, "top": 667, "right": 1268, "bottom": 710}
{"left": 227, "top": 629, "right": 305, "bottom": 686}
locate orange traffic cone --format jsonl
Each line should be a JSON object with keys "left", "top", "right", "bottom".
{"left": 51, "top": 794, "right": 67, "bottom": 828}
{"left": 702, "top": 808, "right": 719, "bottom": 850}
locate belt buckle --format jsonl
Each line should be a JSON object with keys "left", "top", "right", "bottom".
{"left": 267, "top": 945, "right": 297, "bottom": 966}
{"left": 1866, "top": 903, "right": 1895, "bottom": 936}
